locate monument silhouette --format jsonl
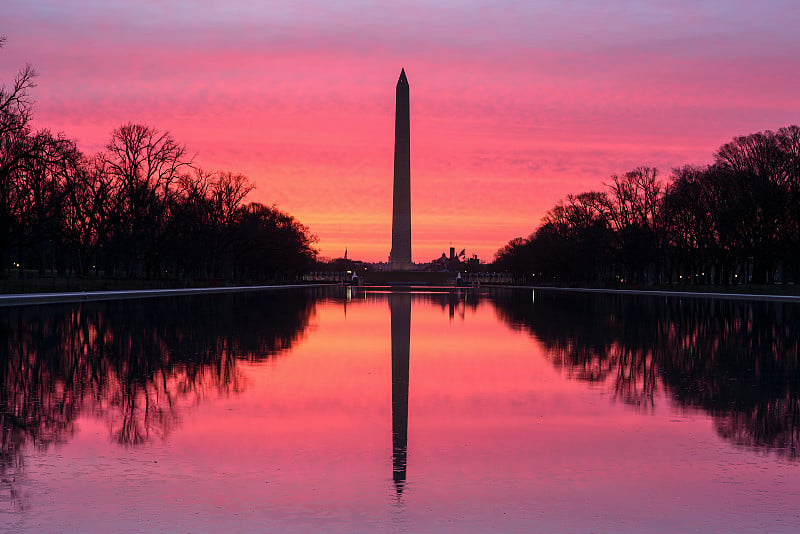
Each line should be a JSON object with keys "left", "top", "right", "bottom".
{"left": 362, "top": 69, "right": 454, "bottom": 284}
{"left": 390, "top": 69, "right": 412, "bottom": 271}
{"left": 390, "top": 291, "right": 411, "bottom": 494}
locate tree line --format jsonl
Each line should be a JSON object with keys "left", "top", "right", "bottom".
{"left": 495, "top": 125, "right": 800, "bottom": 286}
{"left": 1, "top": 38, "right": 316, "bottom": 283}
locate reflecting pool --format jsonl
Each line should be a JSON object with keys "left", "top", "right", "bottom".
{"left": 2, "top": 287, "right": 800, "bottom": 532}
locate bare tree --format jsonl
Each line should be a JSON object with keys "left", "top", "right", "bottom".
{"left": 714, "top": 131, "right": 786, "bottom": 283}
{"left": 777, "top": 126, "right": 800, "bottom": 282}
{"left": 604, "top": 167, "right": 665, "bottom": 283}
{"left": 0, "top": 36, "right": 37, "bottom": 138}
{"left": 0, "top": 36, "right": 38, "bottom": 276}
{"left": 103, "top": 123, "right": 192, "bottom": 276}
{"left": 61, "top": 154, "right": 120, "bottom": 275}
{"left": 211, "top": 171, "right": 254, "bottom": 226}
{"left": 104, "top": 123, "right": 190, "bottom": 206}
{"left": 14, "top": 130, "right": 77, "bottom": 275}
{"left": 605, "top": 167, "right": 663, "bottom": 234}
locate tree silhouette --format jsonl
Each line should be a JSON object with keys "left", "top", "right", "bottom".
{"left": 0, "top": 37, "right": 37, "bottom": 275}
{"left": 496, "top": 127, "right": 800, "bottom": 287}
{"left": 102, "top": 123, "right": 191, "bottom": 278}
{"left": 0, "top": 36, "right": 36, "bottom": 138}
{"left": 0, "top": 37, "right": 317, "bottom": 283}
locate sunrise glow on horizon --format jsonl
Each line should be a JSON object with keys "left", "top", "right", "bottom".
{"left": 3, "top": 1, "right": 799, "bottom": 262}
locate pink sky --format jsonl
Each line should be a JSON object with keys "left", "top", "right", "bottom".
{"left": 2, "top": 1, "right": 799, "bottom": 261}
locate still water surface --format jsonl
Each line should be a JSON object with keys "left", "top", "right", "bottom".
{"left": 1, "top": 287, "right": 799, "bottom": 532}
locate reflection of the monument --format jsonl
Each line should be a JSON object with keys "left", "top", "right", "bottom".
{"left": 492, "top": 288, "right": 800, "bottom": 460}
{"left": 390, "top": 292, "right": 411, "bottom": 495}
{"left": 362, "top": 287, "right": 480, "bottom": 494}
{"left": 351, "top": 287, "right": 482, "bottom": 494}
{"left": 7, "top": 285, "right": 795, "bottom": 511}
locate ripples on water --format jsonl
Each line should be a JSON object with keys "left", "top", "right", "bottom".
{"left": 1, "top": 287, "right": 799, "bottom": 532}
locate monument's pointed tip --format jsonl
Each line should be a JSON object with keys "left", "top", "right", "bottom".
{"left": 398, "top": 68, "right": 407, "bottom": 83}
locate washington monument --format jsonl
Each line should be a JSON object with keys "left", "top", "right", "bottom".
{"left": 390, "top": 69, "right": 412, "bottom": 270}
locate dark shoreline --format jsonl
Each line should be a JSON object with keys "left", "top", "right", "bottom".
{"left": 503, "top": 284, "right": 800, "bottom": 302}
{"left": 5, "top": 278, "right": 800, "bottom": 307}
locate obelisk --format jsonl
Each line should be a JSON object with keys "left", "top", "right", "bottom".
{"left": 390, "top": 69, "right": 412, "bottom": 271}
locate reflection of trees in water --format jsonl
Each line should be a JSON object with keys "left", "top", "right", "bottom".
{"left": 0, "top": 290, "right": 315, "bottom": 506}
{"left": 349, "top": 288, "right": 482, "bottom": 320}
{"left": 492, "top": 289, "right": 800, "bottom": 459}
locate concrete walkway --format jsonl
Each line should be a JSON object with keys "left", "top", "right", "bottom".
{"left": 510, "top": 285, "right": 800, "bottom": 303}
{"left": 4, "top": 283, "right": 800, "bottom": 307}
{"left": 0, "top": 284, "right": 316, "bottom": 307}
